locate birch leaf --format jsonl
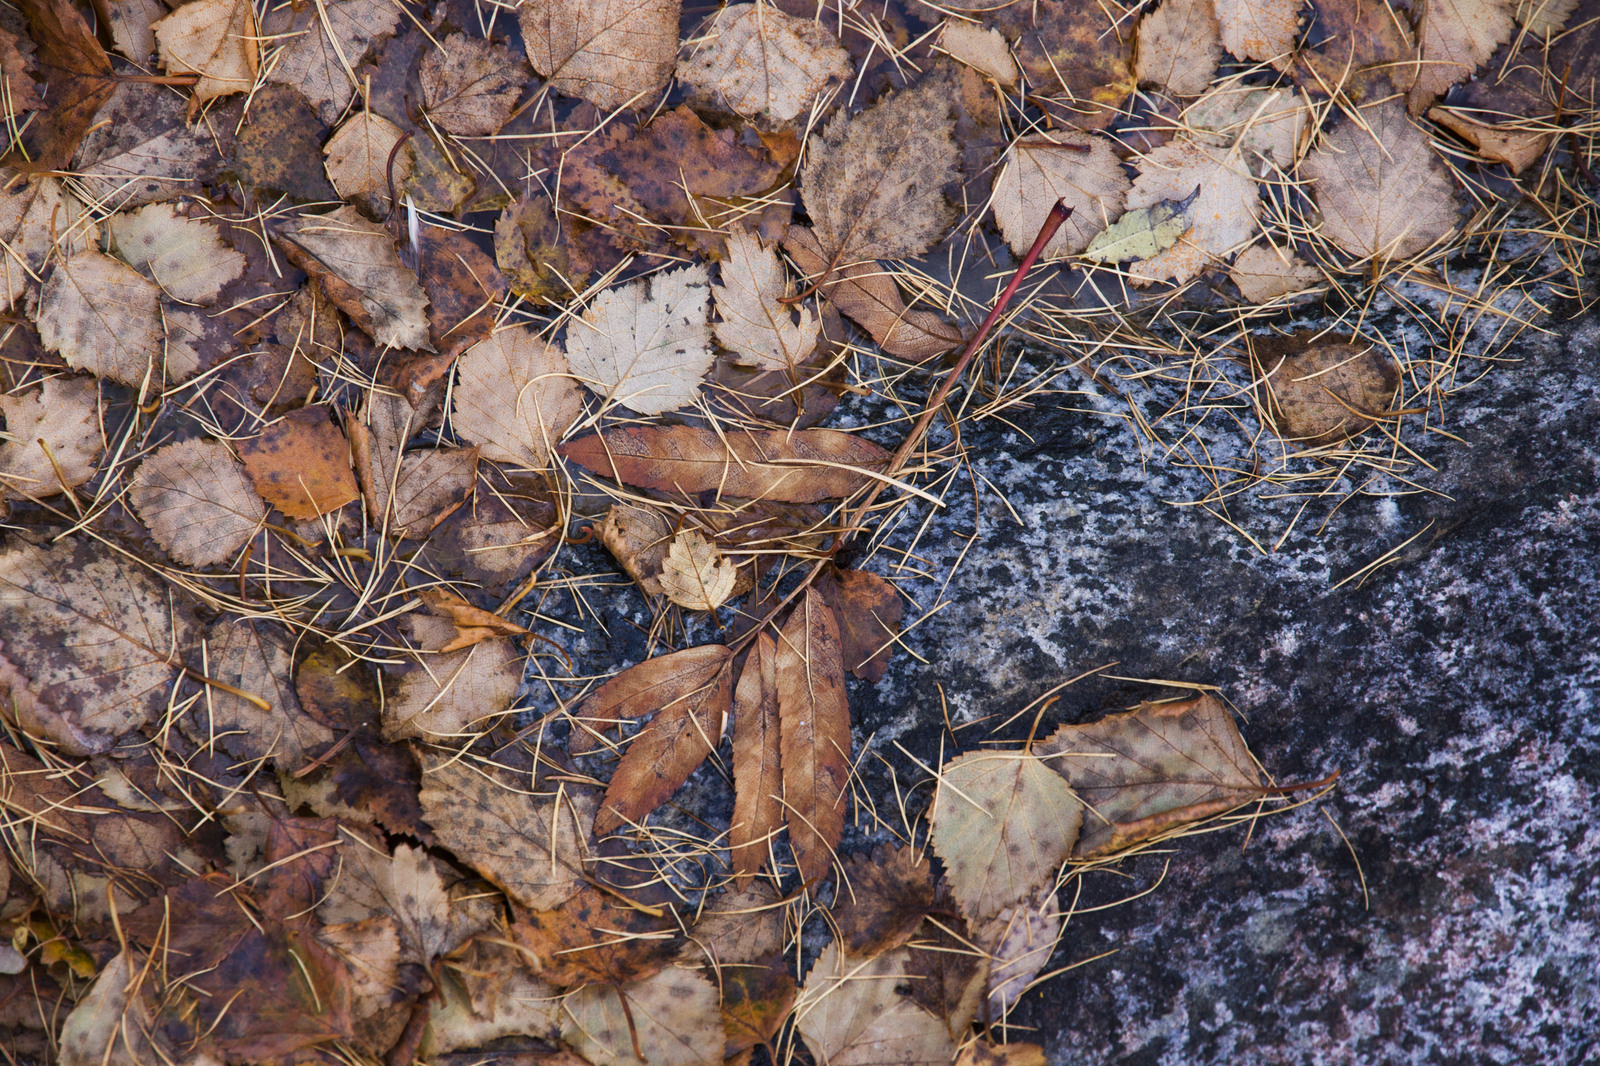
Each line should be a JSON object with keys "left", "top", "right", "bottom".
{"left": 776, "top": 589, "right": 851, "bottom": 885}
{"left": 939, "top": 21, "right": 1019, "bottom": 87}
{"left": 191, "top": 616, "right": 335, "bottom": 772}
{"left": 130, "top": 438, "right": 267, "bottom": 567}
{"left": 560, "top": 968, "right": 723, "bottom": 1066}
{"left": 1214, "top": 0, "right": 1303, "bottom": 65}
{"left": 420, "top": 33, "right": 527, "bottom": 137}
{"left": 797, "top": 943, "right": 957, "bottom": 1066}
{"left": 518, "top": 0, "right": 679, "bottom": 112}
{"left": 1408, "top": 0, "right": 1514, "bottom": 111}
{"left": 238, "top": 405, "right": 361, "bottom": 519}
{"left": 383, "top": 637, "right": 523, "bottom": 741}
{"left": 263, "top": 0, "right": 400, "bottom": 124}
{"left": 565, "top": 265, "right": 714, "bottom": 415}
{"left": 1135, "top": 0, "right": 1223, "bottom": 96}
{"left": 677, "top": 3, "right": 853, "bottom": 126}
{"left": 452, "top": 328, "right": 583, "bottom": 470}
{"left": 714, "top": 227, "right": 821, "bottom": 371}
{"left": 1230, "top": 240, "right": 1321, "bottom": 301}
{"left": 0, "top": 375, "right": 102, "bottom": 500}
{"left": 991, "top": 132, "right": 1130, "bottom": 258}
{"left": 152, "top": 0, "right": 257, "bottom": 102}
{"left": 1248, "top": 332, "right": 1401, "bottom": 445}
{"left": 597, "top": 502, "right": 674, "bottom": 598}
{"left": 657, "top": 528, "right": 738, "bottom": 612}
{"left": 35, "top": 249, "right": 163, "bottom": 386}
{"left": 975, "top": 888, "right": 1061, "bottom": 1016}
{"left": 324, "top": 111, "right": 408, "bottom": 216}
{"left": 1, "top": 175, "right": 90, "bottom": 312}
{"left": 277, "top": 206, "right": 431, "bottom": 351}
{"left": 109, "top": 203, "right": 246, "bottom": 305}
{"left": 1122, "top": 138, "right": 1260, "bottom": 285}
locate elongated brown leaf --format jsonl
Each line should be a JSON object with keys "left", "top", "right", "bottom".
{"left": 6, "top": 0, "right": 115, "bottom": 172}
{"left": 1035, "top": 693, "right": 1264, "bottom": 857}
{"left": 816, "top": 567, "right": 904, "bottom": 682}
{"left": 568, "top": 644, "right": 732, "bottom": 753}
{"left": 776, "top": 589, "right": 850, "bottom": 886}
{"left": 276, "top": 206, "right": 430, "bottom": 350}
{"left": 561, "top": 425, "right": 890, "bottom": 504}
{"left": 730, "top": 632, "right": 782, "bottom": 884}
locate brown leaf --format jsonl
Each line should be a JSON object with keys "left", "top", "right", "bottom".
{"left": 1302, "top": 99, "right": 1458, "bottom": 261}
{"left": 452, "top": 327, "right": 583, "bottom": 470}
{"left": 1229, "top": 240, "right": 1322, "bottom": 302}
{"left": 1407, "top": 0, "right": 1514, "bottom": 112}
{"left": 1428, "top": 106, "right": 1553, "bottom": 173}
{"left": 518, "top": 0, "right": 679, "bottom": 111}
{"left": 416, "top": 750, "right": 594, "bottom": 911}
{"left": 432, "top": 471, "right": 561, "bottom": 592}
{"left": 316, "top": 841, "right": 459, "bottom": 965}
{"left": 956, "top": 1041, "right": 1049, "bottom": 1066}
{"left": 103, "top": 0, "right": 168, "bottom": 64}
{"left": 35, "top": 249, "right": 163, "bottom": 387}
{"left": 714, "top": 227, "right": 822, "bottom": 371}
{"left": 657, "top": 529, "right": 739, "bottom": 612}
{"left": 324, "top": 111, "right": 409, "bottom": 216}
{"left": 1185, "top": 85, "right": 1311, "bottom": 166}
{"left": 904, "top": 912, "right": 988, "bottom": 1036}
{"left": 495, "top": 195, "right": 584, "bottom": 303}
{"left": 191, "top": 616, "right": 336, "bottom": 771}
{"left": 427, "top": 936, "right": 562, "bottom": 1053}
{"left": 834, "top": 844, "right": 935, "bottom": 957}
{"left": 1248, "top": 331, "right": 1401, "bottom": 446}
{"left": 720, "top": 958, "right": 797, "bottom": 1059}
{"left": 416, "top": 224, "right": 509, "bottom": 361}
{"left": 0, "top": 176, "right": 87, "bottom": 312}
{"left": 1121, "top": 137, "right": 1261, "bottom": 286}
{"left": 0, "top": 28, "right": 42, "bottom": 118}
{"left": 796, "top": 943, "right": 956, "bottom": 1066}
{"left": 816, "top": 567, "right": 904, "bottom": 682}
{"left": 1215, "top": 0, "right": 1303, "bottom": 66}
{"left": 1292, "top": 0, "right": 1416, "bottom": 100}
{"left": 776, "top": 589, "right": 851, "bottom": 886}
{"left": 239, "top": 405, "right": 362, "bottom": 519}
{"left": 678, "top": 3, "right": 852, "bottom": 126}
{"left": 5, "top": 0, "right": 114, "bottom": 172}
{"left": 560, "top": 967, "right": 725, "bottom": 1066}
{"left": 263, "top": 0, "right": 401, "bottom": 124}
{"left": 109, "top": 203, "right": 247, "bottom": 305}
{"left": 1003, "top": 0, "right": 1136, "bottom": 131}
{"left": 130, "top": 437, "right": 267, "bottom": 567}
{"left": 596, "top": 655, "right": 732, "bottom": 834}
{"left": 1035, "top": 693, "right": 1265, "bottom": 857}
{"left": 383, "top": 636, "right": 523, "bottom": 740}
{"left": 687, "top": 882, "right": 789, "bottom": 966}
{"left": 512, "top": 884, "right": 680, "bottom": 987}
{"left": 72, "top": 82, "right": 216, "bottom": 207}
{"left": 565, "top": 264, "right": 714, "bottom": 415}
{"left": 1136, "top": 0, "right": 1224, "bottom": 96}
{"left": 0, "top": 375, "right": 102, "bottom": 500}
{"left": 569, "top": 644, "right": 732, "bottom": 754}
{"left": 421, "top": 32, "right": 527, "bottom": 136}
{"left": 152, "top": 0, "right": 258, "bottom": 103}
{"left": 414, "top": 586, "right": 530, "bottom": 651}
{"left": 991, "top": 133, "right": 1130, "bottom": 259}
{"left": 388, "top": 446, "right": 479, "bottom": 537}
{"left": 277, "top": 205, "right": 431, "bottom": 350}
{"left": 598, "top": 502, "right": 675, "bottom": 598}
{"left": 561, "top": 425, "right": 891, "bottom": 504}
{"left": 939, "top": 21, "right": 1020, "bottom": 87}
{"left": 975, "top": 888, "right": 1060, "bottom": 1016}
{"left": 730, "top": 633, "right": 782, "bottom": 884}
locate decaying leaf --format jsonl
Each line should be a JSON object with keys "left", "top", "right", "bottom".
{"left": 1, "top": 176, "right": 90, "bottom": 311}
{"left": 992, "top": 133, "right": 1130, "bottom": 259}
{"left": 416, "top": 751, "right": 593, "bottom": 911}
{"left": 904, "top": 912, "right": 988, "bottom": 1036}
{"left": 714, "top": 227, "right": 822, "bottom": 371}
{"left": 277, "top": 206, "right": 431, "bottom": 350}
{"left": 561, "top": 425, "right": 891, "bottom": 504}
{"left": 658, "top": 528, "right": 739, "bottom": 612}
{"left": 1291, "top": 0, "right": 1416, "bottom": 100}
{"left": 1248, "top": 332, "right": 1402, "bottom": 446}
{"left": 152, "top": 0, "right": 257, "bottom": 103}
{"left": 420, "top": 33, "right": 527, "bottom": 136}
{"left": 1135, "top": 0, "right": 1224, "bottom": 96}
{"left": 514, "top": 884, "right": 679, "bottom": 987}
{"left": 834, "top": 844, "right": 936, "bottom": 957}
{"left": 1408, "top": 0, "right": 1514, "bottom": 111}
{"left": 1003, "top": 0, "right": 1137, "bottom": 131}
{"left": 816, "top": 567, "right": 903, "bottom": 682}
{"left": 428, "top": 937, "right": 562, "bottom": 1053}
{"left": 568, "top": 644, "right": 732, "bottom": 753}
{"left": 193, "top": 616, "right": 335, "bottom": 771}
{"left": 0, "top": 375, "right": 102, "bottom": 500}
{"left": 452, "top": 327, "right": 583, "bottom": 470}
{"left": 35, "top": 249, "right": 164, "bottom": 386}
{"left": 0, "top": 27, "right": 43, "bottom": 118}
{"left": 6, "top": 0, "right": 115, "bottom": 171}
{"left": 263, "top": 0, "right": 401, "bottom": 123}
{"left": 1036, "top": 694, "right": 1264, "bottom": 857}
{"left": 71, "top": 82, "right": 215, "bottom": 207}
{"left": 939, "top": 21, "right": 1020, "bottom": 87}
{"left": 130, "top": 437, "right": 267, "bottom": 567}
{"left": 1230, "top": 240, "right": 1321, "bottom": 301}
{"left": 722, "top": 958, "right": 799, "bottom": 1060}
{"left": 561, "top": 967, "right": 725, "bottom": 1066}
{"left": 688, "top": 882, "right": 789, "bottom": 965}
{"left": 730, "top": 632, "right": 782, "bottom": 884}
{"left": 796, "top": 943, "right": 956, "bottom": 1066}
{"left": 0, "top": 538, "right": 195, "bottom": 755}
{"left": 385, "top": 446, "right": 479, "bottom": 537}
{"left": 239, "top": 405, "right": 361, "bottom": 519}
{"left": 776, "top": 589, "right": 851, "bottom": 885}
{"left": 1214, "top": 0, "right": 1303, "bottom": 65}
{"left": 677, "top": 2, "right": 853, "bottom": 126}
{"left": 1302, "top": 99, "right": 1458, "bottom": 261}
{"left": 383, "top": 637, "right": 523, "bottom": 740}
{"left": 495, "top": 195, "right": 580, "bottom": 304}
{"left": 1121, "top": 138, "right": 1260, "bottom": 285}
{"left": 324, "top": 111, "right": 409, "bottom": 216}
{"left": 956, "top": 1041, "right": 1050, "bottom": 1066}
{"left": 598, "top": 502, "right": 675, "bottom": 597}
{"left": 930, "top": 750, "right": 1082, "bottom": 922}
{"left": 1081, "top": 187, "right": 1197, "bottom": 264}
{"left": 565, "top": 264, "right": 714, "bottom": 415}
{"left": 1184, "top": 84, "right": 1311, "bottom": 165}
{"left": 317, "top": 842, "right": 462, "bottom": 966}
{"left": 411, "top": 586, "right": 529, "bottom": 653}
{"left": 57, "top": 951, "right": 160, "bottom": 1065}
{"left": 518, "top": 0, "right": 679, "bottom": 112}
{"left": 109, "top": 203, "right": 246, "bottom": 305}
{"left": 976, "top": 888, "right": 1060, "bottom": 1016}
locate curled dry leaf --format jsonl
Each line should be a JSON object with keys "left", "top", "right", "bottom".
{"left": 797, "top": 943, "right": 957, "bottom": 1066}
{"left": 991, "top": 132, "right": 1130, "bottom": 259}
{"left": 416, "top": 752, "right": 594, "bottom": 911}
{"left": 730, "top": 632, "right": 782, "bottom": 884}
{"left": 130, "top": 437, "right": 267, "bottom": 567}
{"left": 152, "top": 0, "right": 257, "bottom": 102}
{"left": 1214, "top": 0, "right": 1303, "bottom": 65}
{"left": 277, "top": 206, "right": 431, "bottom": 350}
{"left": 833, "top": 844, "right": 935, "bottom": 957}
{"left": 976, "top": 888, "right": 1060, "bottom": 1016}
{"left": 1123, "top": 139, "right": 1260, "bottom": 285}
{"left": 598, "top": 502, "right": 674, "bottom": 597}
{"left": 0, "top": 539, "right": 195, "bottom": 755}
{"left": 420, "top": 33, "right": 527, "bottom": 137}
{"left": 658, "top": 528, "right": 739, "bottom": 612}
{"left": 263, "top": 0, "right": 400, "bottom": 123}
{"left": 109, "top": 203, "right": 246, "bottom": 305}
{"left": 939, "top": 21, "right": 1019, "bottom": 87}
{"left": 677, "top": 2, "right": 853, "bottom": 126}
{"left": 324, "top": 111, "right": 409, "bottom": 216}
{"left": 561, "top": 967, "right": 724, "bottom": 1066}
{"left": 595, "top": 653, "right": 732, "bottom": 834}
{"left": 0, "top": 375, "right": 102, "bottom": 500}
{"left": 453, "top": 327, "right": 583, "bottom": 470}
{"left": 561, "top": 425, "right": 891, "bottom": 504}
{"left": 239, "top": 405, "right": 361, "bottom": 519}
{"left": 383, "top": 636, "right": 523, "bottom": 740}
{"left": 1036, "top": 693, "right": 1265, "bottom": 857}
{"left": 193, "top": 616, "right": 335, "bottom": 771}
{"left": 1408, "top": 0, "right": 1514, "bottom": 111}
{"left": 35, "top": 249, "right": 164, "bottom": 387}
{"left": 1249, "top": 332, "right": 1402, "bottom": 446}
{"left": 777, "top": 589, "right": 850, "bottom": 885}
{"left": 567, "top": 643, "right": 732, "bottom": 753}
{"left": 929, "top": 750, "right": 1082, "bottom": 922}
{"left": 518, "top": 0, "right": 679, "bottom": 112}
{"left": 1302, "top": 99, "right": 1458, "bottom": 261}
{"left": 1230, "top": 240, "right": 1321, "bottom": 302}
{"left": 412, "top": 586, "right": 529, "bottom": 653}
{"left": 1135, "top": 0, "right": 1224, "bottom": 97}
{"left": 515, "top": 885, "right": 679, "bottom": 988}
{"left": 714, "top": 227, "right": 822, "bottom": 371}
{"left": 565, "top": 264, "right": 714, "bottom": 415}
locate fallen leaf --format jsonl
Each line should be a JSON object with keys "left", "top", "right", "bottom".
{"left": 815, "top": 567, "right": 903, "bottom": 682}
{"left": 72, "top": 82, "right": 216, "bottom": 206}
{"left": 518, "top": 0, "right": 679, "bottom": 112}
{"left": 513, "top": 884, "right": 680, "bottom": 986}
{"left": 5, "top": 0, "right": 114, "bottom": 172}
{"left": 1229, "top": 240, "right": 1321, "bottom": 301}
{"left": 903, "top": 913, "right": 988, "bottom": 1036}
{"left": 940, "top": 21, "right": 1020, "bottom": 88}
{"left": 427, "top": 937, "right": 562, "bottom": 1052}
{"left": 238, "top": 405, "right": 361, "bottom": 519}
{"left": 561, "top": 967, "right": 724, "bottom": 1066}
{"left": 721, "top": 958, "right": 798, "bottom": 1059}
{"left": 1214, "top": 0, "right": 1303, "bottom": 65}
{"left": 152, "top": 0, "right": 257, "bottom": 103}
{"left": 416, "top": 751, "right": 594, "bottom": 911}
{"left": 0, "top": 28, "right": 43, "bottom": 118}
{"left": 387, "top": 446, "right": 479, "bottom": 537}
{"left": 384, "top": 636, "right": 522, "bottom": 740}
{"left": 0, "top": 375, "right": 102, "bottom": 500}
{"left": 1184, "top": 84, "right": 1311, "bottom": 165}
{"left": 730, "top": 633, "right": 782, "bottom": 884}
{"left": 956, "top": 1040, "right": 1049, "bottom": 1066}
{"left": 0, "top": 538, "right": 195, "bottom": 755}
{"left": 433, "top": 471, "right": 560, "bottom": 591}
{"left": 1248, "top": 331, "right": 1401, "bottom": 445}
{"left": 1301, "top": 99, "right": 1458, "bottom": 260}
{"left": 35, "top": 249, "right": 164, "bottom": 387}
{"left": 688, "top": 882, "right": 789, "bottom": 965}
{"left": 412, "top": 586, "right": 530, "bottom": 653}
{"left": 833, "top": 844, "right": 935, "bottom": 957}
{"left": 263, "top": 0, "right": 401, "bottom": 123}
{"left": 1291, "top": 0, "right": 1416, "bottom": 100}
{"left": 130, "top": 437, "right": 268, "bottom": 567}
{"left": 796, "top": 943, "right": 957, "bottom": 1066}
{"left": 776, "top": 589, "right": 850, "bottom": 886}
{"left": 317, "top": 841, "right": 457, "bottom": 965}
{"left": 1003, "top": 0, "right": 1136, "bottom": 131}
{"left": 929, "top": 750, "right": 1082, "bottom": 922}
{"left": 495, "top": 195, "right": 582, "bottom": 303}
{"left": 567, "top": 644, "right": 732, "bottom": 754}
{"left": 226, "top": 82, "right": 339, "bottom": 202}
{"left": 108, "top": 203, "right": 246, "bottom": 304}
{"left": 103, "top": 0, "right": 168, "bottom": 64}
{"left": 1080, "top": 187, "right": 1197, "bottom": 263}
{"left": 344, "top": 387, "right": 419, "bottom": 528}
{"left": 1514, "top": 0, "right": 1576, "bottom": 33}
{"left": 1408, "top": 0, "right": 1514, "bottom": 111}
{"left": 1, "top": 175, "right": 89, "bottom": 311}
{"left": 658, "top": 528, "right": 739, "bottom": 612}
{"left": 452, "top": 327, "right": 583, "bottom": 470}
{"left": 596, "top": 652, "right": 732, "bottom": 833}
{"left": 191, "top": 616, "right": 335, "bottom": 771}
{"left": 1036, "top": 694, "right": 1264, "bottom": 857}
{"left": 56, "top": 952, "right": 160, "bottom": 1066}
{"left": 277, "top": 206, "right": 431, "bottom": 350}
{"left": 597, "top": 502, "right": 675, "bottom": 598}
{"left": 975, "top": 888, "right": 1060, "bottom": 1016}
{"left": 991, "top": 133, "right": 1131, "bottom": 259}
{"left": 1135, "top": 0, "right": 1224, "bottom": 96}
{"left": 415, "top": 220, "right": 509, "bottom": 360}
{"left": 420, "top": 33, "right": 527, "bottom": 136}
{"left": 324, "top": 111, "right": 410, "bottom": 216}
{"left": 714, "top": 227, "right": 822, "bottom": 371}
{"left": 1428, "top": 106, "right": 1552, "bottom": 173}
{"left": 561, "top": 425, "right": 891, "bottom": 504}
{"left": 1122, "top": 138, "right": 1260, "bottom": 285}
{"left": 677, "top": 3, "right": 853, "bottom": 126}
{"left": 314, "top": 917, "right": 410, "bottom": 1055}
{"left": 565, "top": 264, "right": 714, "bottom": 415}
